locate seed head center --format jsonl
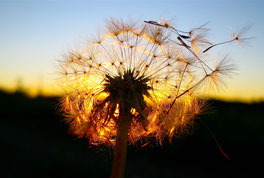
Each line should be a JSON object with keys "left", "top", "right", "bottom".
{"left": 104, "top": 70, "right": 151, "bottom": 111}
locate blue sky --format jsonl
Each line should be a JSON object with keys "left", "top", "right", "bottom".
{"left": 0, "top": 0, "right": 263, "bottom": 101}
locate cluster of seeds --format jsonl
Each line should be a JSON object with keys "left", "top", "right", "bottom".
{"left": 59, "top": 18, "right": 236, "bottom": 146}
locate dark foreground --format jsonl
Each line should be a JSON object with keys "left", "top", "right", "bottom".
{"left": 1, "top": 90, "right": 263, "bottom": 178}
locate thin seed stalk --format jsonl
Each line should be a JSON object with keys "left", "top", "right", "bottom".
{"left": 111, "top": 108, "right": 131, "bottom": 178}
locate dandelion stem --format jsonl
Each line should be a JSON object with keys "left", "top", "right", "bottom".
{"left": 111, "top": 108, "right": 131, "bottom": 178}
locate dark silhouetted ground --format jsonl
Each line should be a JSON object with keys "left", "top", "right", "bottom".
{"left": 1, "top": 90, "right": 263, "bottom": 178}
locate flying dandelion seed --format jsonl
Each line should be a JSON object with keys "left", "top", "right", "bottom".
{"left": 58, "top": 18, "right": 241, "bottom": 178}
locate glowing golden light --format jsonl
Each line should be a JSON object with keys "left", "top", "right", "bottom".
{"left": 59, "top": 18, "right": 238, "bottom": 148}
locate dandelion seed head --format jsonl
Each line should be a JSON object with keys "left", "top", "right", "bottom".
{"left": 58, "top": 18, "right": 235, "bottom": 147}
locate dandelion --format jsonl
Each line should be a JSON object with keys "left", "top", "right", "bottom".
{"left": 59, "top": 18, "right": 242, "bottom": 178}
{"left": 202, "top": 24, "right": 253, "bottom": 53}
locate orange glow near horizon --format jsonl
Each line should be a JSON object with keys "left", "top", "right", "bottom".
{"left": 1, "top": 78, "right": 263, "bottom": 103}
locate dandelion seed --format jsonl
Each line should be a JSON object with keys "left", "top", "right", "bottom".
{"left": 231, "top": 24, "right": 253, "bottom": 46}
{"left": 203, "top": 24, "right": 253, "bottom": 53}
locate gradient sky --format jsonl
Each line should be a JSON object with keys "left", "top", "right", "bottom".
{"left": 0, "top": 0, "right": 263, "bottom": 101}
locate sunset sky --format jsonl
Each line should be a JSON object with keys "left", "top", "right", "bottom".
{"left": 0, "top": 0, "right": 263, "bottom": 102}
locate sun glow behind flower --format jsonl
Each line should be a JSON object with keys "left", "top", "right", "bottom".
{"left": 59, "top": 18, "right": 232, "bottom": 146}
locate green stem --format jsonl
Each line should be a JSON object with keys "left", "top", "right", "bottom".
{"left": 111, "top": 110, "right": 131, "bottom": 178}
